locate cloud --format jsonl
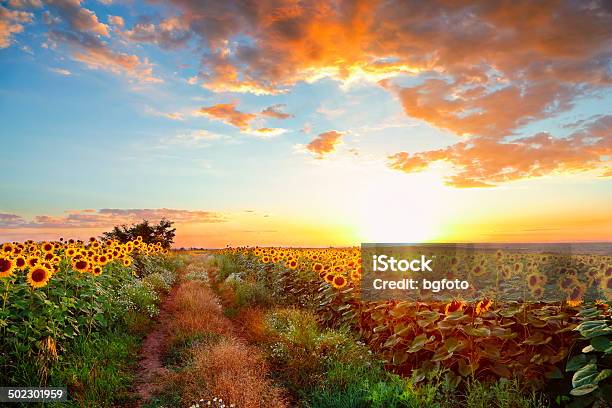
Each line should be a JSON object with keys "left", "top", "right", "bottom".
{"left": 0, "top": 4, "right": 34, "bottom": 48}
{"left": 45, "top": 0, "right": 110, "bottom": 37}
{"left": 47, "top": 29, "right": 161, "bottom": 83}
{"left": 107, "top": 15, "right": 124, "bottom": 29}
{"left": 261, "top": 104, "right": 292, "bottom": 119}
{"left": 161, "top": 129, "right": 227, "bottom": 147}
{"left": 145, "top": 106, "right": 184, "bottom": 120}
{"left": 0, "top": 208, "right": 227, "bottom": 229}
{"left": 8, "top": 0, "right": 43, "bottom": 8}
{"left": 49, "top": 67, "right": 71, "bottom": 75}
{"left": 121, "top": 16, "right": 192, "bottom": 49}
{"left": 195, "top": 102, "right": 287, "bottom": 136}
{"left": 385, "top": 79, "right": 576, "bottom": 138}
{"left": 39, "top": 0, "right": 161, "bottom": 82}
{"left": 196, "top": 102, "right": 256, "bottom": 130}
{"left": 388, "top": 115, "right": 612, "bottom": 187}
{"left": 306, "top": 130, "right": 345, "bottom": 158}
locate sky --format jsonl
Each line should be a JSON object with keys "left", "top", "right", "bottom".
{"left": 0, "top": 0, "right": 611, "bottom": 247}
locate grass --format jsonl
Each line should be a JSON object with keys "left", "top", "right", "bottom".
{"left": 47, "top": 330, "right": 141, "bottom": 407}
{"left": 148, "top": 260, "right": 287, "bottom": 407}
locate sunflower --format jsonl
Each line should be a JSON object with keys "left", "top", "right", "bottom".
{"left": 27, "top": 266, "right": 51, "bottom": 288}
{"left": 2, "top": 242, "right": 14, "bottom": 254}
{"left": 313, "top": 263, "right": 323, "bottom": 273}
{"left": 27, "top": 256, "right": 39, "bottom": 268}
{"left": 558, "top": 275, "right": 578, "bottom": 293}
{"left": 72, "top": 259, "right": 90, "bottom": 273}
{"left": 0, "top": 256, "right": 15, "bottom": 278}
{"left": 475, "top": 299, "right": 493, "bottom": 315}
{"left": 445, "top": 300, "right": 465, "bottom": 315}
{"left": 530, "top": 286, "right": 544, "bottom": 299}
{"left": 350, "top": 269, "right": 361, "bottom": 282}
{"left": 66, "top": 248, "right": 77, "bottom": 257}
{"left": 332, "top": 275, "right": 348, "bottom": 289}
{"left": 286, "top": 259, "right": 298, "bottom": 269}
{"left": 14, "top": 256, "right": 26, "bottom": 269}
{"left": 122, "top": 258, "right": 132, "bottom": 267}
{"left": 471, "top": 265, "right": 486, "bottom": 277}
{"left": 526, "top": 272, "right": 543, "bottom": 290}
{"left": 324, "top": 273, "right": 335, "bottom": 284}
{"left": 41, "top": 242, "right": 54, "bottom": 253}
{"left": 92, "top": 265, "right": 103, "bottom": 276}
{"left": 567, "top": 283, "right": 586, "bottom": 304}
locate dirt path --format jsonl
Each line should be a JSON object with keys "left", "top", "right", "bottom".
{"left": 129, "top": 255, "right": 287, "bottom": 408}
{"left": 132, "top": 280, "right": 179, "bottom": 406}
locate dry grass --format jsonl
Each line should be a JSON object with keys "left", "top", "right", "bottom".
{"left": 189, "top": 339, "right": 287, "bottom": 407}
{"left": 235, "top": 307, "right": 268, "bottom": 343}
{"left": 154, "top": 267, "right": 287, "bottom": 407}
{"left": 166, "top": 280, "right": 234, "bottom": 344}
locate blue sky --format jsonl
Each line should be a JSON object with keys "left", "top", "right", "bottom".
{"left": 0, "top": 0, "right": 610, "bottom": 246}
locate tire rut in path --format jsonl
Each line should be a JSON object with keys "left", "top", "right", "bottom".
{"left": 132, "top": 283, "right": 179, "bottom": 407}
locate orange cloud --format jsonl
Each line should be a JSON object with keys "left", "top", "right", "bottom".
{"left": 261, "top": 104, "right": 292, "bottom": 119}
{"left": 385, "top": 79, "right": 575, "bottom": 138}
{"left": 196, "top": 102, "right": 287, "bottom": 135}
{"left": 389, "top": 115, "right": 612, "bottom": 187}
{"left": 40, "top": 0, "right": 161, "bottom": 82}
{"left": 0, "top": 208, "right": 226, "bottom": 229}
{"left": 121, "top": 16, "right": 192, "bottom": 49}
{"left": 196, "top": 102, "right": 257, "bottom": 130}
{"left": 0, "top": 4, "right": 33, "bottom": 48}
{"left": 306, "top": 131, "right": 344, "bottom": 158}
{"left": 45, "top": 0, "right": 109, "bottom": 37}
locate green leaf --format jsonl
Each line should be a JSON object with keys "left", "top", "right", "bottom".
{"left": 590, "top": 336, "right": 612, "bottom": 353}
{"left": 566, "top": 354, "right": 591, "bottom": 372}
{"left": 575, "top": 320, "right": 612, "bottom": 339}
{"left": 572, "top": 363, "right": 598, "bottom": 388}
{"left": 570, "top": 384, "right": 598, "bottom": 396}
{"left": 407, "top": 334, "right": 434, "bottom": 353}
{"left": 594, "top": 369, "right": 612, "bottom": 384}
{"left": 462, "top": 326, "right": 491, "bottom": 337}
{"left": 522, "top": 333, "right": 552, "bottom": 346}
{"left": 443, "top": 337, "right": 460, "bottom": 353}
{"left": 392, "top": 350, "right": 408, "bottom": 365}
{"left": 431, "top": 348, "right": 453, "bottom": 362}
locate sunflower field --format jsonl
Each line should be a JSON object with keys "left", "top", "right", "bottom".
{"left": 0, "top": 236, "right": 184, "bottom": 404}
{"left": 213, "top": 247, "right": 612, "bottom": 406}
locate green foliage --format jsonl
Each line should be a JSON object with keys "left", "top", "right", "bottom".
{"left": 464, "top": 378, "right": 548, "bottom": 408}
{"left": 101, "top": 219, "right": 176, "bottom": 249}
{"left": 561, "top": 303, "right": 612, "bottom": 407}
{"left": 0, "top": 253, "right": 182, "bottom": 406}
{"left": 48, "top": 331, "right": 140, "bottom": 407}
{"left": 227, "top": 277, "right": 272, "bottom": 308}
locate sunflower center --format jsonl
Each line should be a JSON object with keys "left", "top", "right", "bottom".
{"left": 0, "top": 258, "right": 11, "bottom": 272}
{"left": 32, "top": 268, "right": 46, "bottom": 282}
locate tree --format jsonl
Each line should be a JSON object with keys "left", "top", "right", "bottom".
{"left": 101, "top": 219, "right": 176, "bottom": 249}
